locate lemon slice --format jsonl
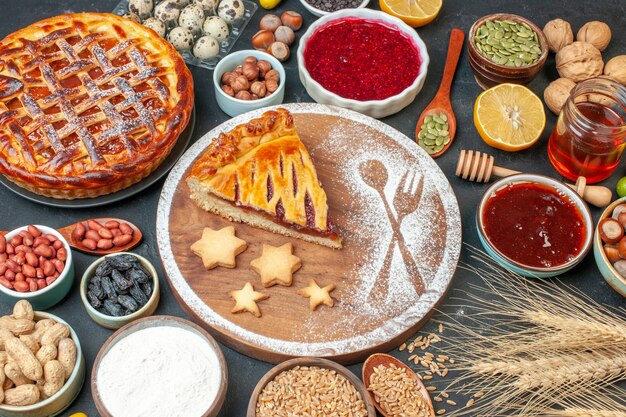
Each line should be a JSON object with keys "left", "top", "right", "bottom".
{"left": 474, "top": 83, "right": 546, "bottom": 152}
{"left": 379, "top": 0, "right": 442, "bottom": 27}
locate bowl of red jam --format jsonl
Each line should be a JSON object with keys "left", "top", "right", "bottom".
{"left": 477, "top": 174, "right": 593, "bottom": 278}
{"left": 296, "top": 9, "right": 429, "bottom": 119}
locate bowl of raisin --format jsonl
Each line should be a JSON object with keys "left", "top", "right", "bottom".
{"left": 80, "top": 252, "right": 160, "bottom": 329}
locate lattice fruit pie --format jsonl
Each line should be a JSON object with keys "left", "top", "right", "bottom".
{"left": 187, "top": 108, "right": 342, "bottom": 248}
{"left": 0, "top": 13, "right": 194, "bottom": 199}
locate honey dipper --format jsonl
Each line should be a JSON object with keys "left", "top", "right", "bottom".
{"left": 456, "top": 150, "right": 613, "bottom": 207}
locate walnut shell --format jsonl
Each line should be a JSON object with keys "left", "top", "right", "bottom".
{"left": 604, "top": 55, "right": 626, "bottom": 85}
{"left": 556, "top": 41, "right": 604, "bottom": 82}
{"left": 577, "top": 21, "right": 611, "bottom": 52}
{"left": 543, "top": 19, "right": 573, "bottom": 53}
{"left": 544, "top": 78, "right": 576, "bottom": 115}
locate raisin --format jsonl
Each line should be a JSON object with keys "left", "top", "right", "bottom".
{"left": 87, "top": 291, "right": 102, "bottom": 308}
{"left": 129, "top": 284, "right": 149, "bottom": 306}
{"left": 91, "top": 275, "right": 102, "bottom": 288}
{"left": 112, "top": 269, "right": 133, "bottom": 290}
{"left": 140, "top": 281, "right": 153, "bottom": 298}
{"left": 88, "top": 281, "right": 105, "bottom": 300}
{"left": 103, "top": 299, "right": 125, "bottom": 316}
{"left": 127, "top": 267, "right": 150, "bottom": 284}
{"left": 108, "top": 254, "right": 136, "bottom": 271}
{"left": 117, "top": 294, "right": 139, "bottom": 312}
{"left": 95, "top": 260, "right": 112, "bottom": 277}
{"left": 101, "top": 275, "right": 117, "bottom": 299}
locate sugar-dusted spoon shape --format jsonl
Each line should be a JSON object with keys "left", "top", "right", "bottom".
{"left": 416, "top": 28, "right": 465, "bottom": 158}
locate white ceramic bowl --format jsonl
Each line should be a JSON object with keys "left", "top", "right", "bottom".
{"left": 0, "top": 311, "right": 85, "bottom": 417}
{"left": 297, "top": 9, "right": 429, "bottom": 119}
{"left": 213, "top": 50, "right": 285, "bottom": 117}
{"left": 298, "top": 0, "right": 370, "bottom": 17}
{"left": 0, "top": 225, "right": 74, "bottom": 310}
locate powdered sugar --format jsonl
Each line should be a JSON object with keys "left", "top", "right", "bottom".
{"left": 157, "top": 103, "right": 461, "bottom": 358}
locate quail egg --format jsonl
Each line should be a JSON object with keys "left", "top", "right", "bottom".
{"left": 123, "top": 12, "right": 142, "bottom": 23}
{"left": 169, "top": 0, "right": 191, "bottom": 7}
{"left": 167, "top": 26, "right": 194, "bottom": 51}
{"left": 193, "top": 0, "right": 219, "bottom": 14}
{"left": 143, "top": 17, "right": 167, "bottom": 37}
{"left": 217, "top": 0, "right": 245, "bottom": 24}
{"left": 193, "top": 35, "right": 220, "bottom": 59}
{"left": 179, "top": 4, "right": 205, "bottom": 35}
{"left": 154, "top": 0, "right": 181, "bottom": 27}
{"left": 128, "top": 0, "right": 153, "bottom": 20}
{"left": 203, "top": 16, "right": 229, "bottom": 41}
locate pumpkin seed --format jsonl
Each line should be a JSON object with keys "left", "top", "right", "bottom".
{"left": 418, "top": 112, "right": 451, "bottom": 156}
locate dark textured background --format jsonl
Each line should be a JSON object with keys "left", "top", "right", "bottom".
{"left": 0, "top": 0, "right": 624, "bottom": 416}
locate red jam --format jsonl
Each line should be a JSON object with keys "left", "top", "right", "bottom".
{"left": 303, "top": 18, "right": 421, "bottom": 101}
{"left": 482, "top": 183, "right": 586, "bottom": 268}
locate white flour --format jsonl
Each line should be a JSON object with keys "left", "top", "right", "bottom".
{"left": 96, "top": 326, "right": 221, "bottom": 417}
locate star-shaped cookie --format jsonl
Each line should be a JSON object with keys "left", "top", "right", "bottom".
{"left": 190, "top": 226, "right": 247, "bottom": 270}
{"left": 229, "top": 282, "right": 269, "bottom": 318}
{"left": 250, "top": 243, "right": 302, "bottom": 287}
{"left": 298, "top": 279, "right": 336, "bottom": 311}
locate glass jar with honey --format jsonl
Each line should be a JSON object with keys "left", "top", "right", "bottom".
{"left": 548, "top": 78, "right": 626, "bottom": 184}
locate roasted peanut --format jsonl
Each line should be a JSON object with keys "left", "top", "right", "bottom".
{"left": 4, "top": 383, "right": 40, "bottom": 406}
{"left": 0, "top": 362, "right": 4, "bottom": 404}
{"left": 4, "top": 361, "right": 32, "bottom": 386}
{"left": 12, "top": 300, "right": 34, "bottom": 321}
{"left": 19, "top": 335, "right": 40, "bottom": 355}
{"left": 0, "top": 328, "right": 13, "bottom": 350}
{"left": 0, "top": 316, "right": 35, "bottom": 336}
{"left": 0, "top": 351, "right": 8, "bottom": 367}
{"left": 35, "top": 344, "right": 57, "bottom": 367}
{"left": 40, "top": 323, "right": 69, "bottom": 347}
{"left": 30, "top": 319, "right": 55, "bottom": 342}
{"left": 2, "top": 375, "right": 13, "bottom": 391}
{"left": 42, "top": 360, "right": 65, "bottom": 397}
{"left": 5, "top": 337, "right": 43, "bottom": 380}
{"left": 57, "top": 338, "right": 77, "bottom": 379}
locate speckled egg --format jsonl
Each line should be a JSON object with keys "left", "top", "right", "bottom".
{"left": 123, "top": 12, "right": 142, "bottom": 23}
{"left": 169, "top": 0, "right": 191, "bottom": 7}
{"left": 143, "top": 17, "right": 167, "bottom": 37}
{"left": 217, "top": 0, "right": 245, "bottom": 24}
{"left": 128, "top": 0, "right": 154, "bottom": 20}
{"left": 154, "top": 0, "right": 181, "bottom": 27}
{"left": 193, "top": 35, "right": 220, "bottom": 59}
{"left": 167, "top": 26, "right": 194, "bottom": 51}
{"left": 179, "top": 4, "right": 205, "bottom": 35}
{"left": 203, "top": 16, "right": 229, "bottom": 41}
{"left": 193, "top": 0, "right": 219, "bottom": 14}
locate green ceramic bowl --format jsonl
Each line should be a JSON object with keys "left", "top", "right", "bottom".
{"left": 0, "top": 311, "right": 85, "bottom": 417}
{"left": 594, "top": 196, "right": 626, "bottom": 297}
{"left": 80, "top": 252, "right": 160, "bottom": 329}
{"left": 0, "top": 225, "right": 74, "bottom": 310}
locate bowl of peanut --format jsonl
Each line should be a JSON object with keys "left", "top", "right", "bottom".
{"left": 0, "top": 225, "right": 74, "bottom": 310}
{"left": 0, "top": 300, "right": 85, "bottom": 417}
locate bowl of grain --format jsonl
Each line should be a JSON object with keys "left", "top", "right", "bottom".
{"left": 247, "top": 357, "right": 376, "bottom": 417}
{"left": 92, "top": 315, "right": 227, "bottom": 417}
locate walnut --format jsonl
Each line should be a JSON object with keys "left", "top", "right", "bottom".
{"left": 544, "top": 78, "right": 576, "bottom": 115}
{"left": 604, "top": 55, "right": 626, "bottom": 85}
{"left": 543, "top": 19, "right": 573, "bottom": 53}
{"left": 556, "top": 41, "right": 604, "bottom": 82}
{"left": 577, "top": 21, "right": 611, "bottom": 52}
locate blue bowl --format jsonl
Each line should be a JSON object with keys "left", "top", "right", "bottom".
{"left": 476, "top": 174, "right": 593, "bottom": 278}
{"left": 594, "top": 196, "right": 626, "bottom": 297}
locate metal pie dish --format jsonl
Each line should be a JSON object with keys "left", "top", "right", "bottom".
{"left": 79, "top": 252, "right": 160, "bottom": 329}
{"left": 594, "top": 196, "right": 626, "bottom": 297}
{"left": 298, "top": 0, "right": 370, "bottom": 17}
{"left": 476, "top": 174, "right": 593, "bottom": 278}
{"left": 297, "top": 9, "right": 429, "bottom": 119}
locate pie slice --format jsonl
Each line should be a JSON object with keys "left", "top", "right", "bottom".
{"left": 187, "top": 108, "right": 341, "bottom": 249}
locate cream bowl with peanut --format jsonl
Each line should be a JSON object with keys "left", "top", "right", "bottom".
{"left": 0, "top": 300, "right": 85, "bottom": 417}
{"left": 0, "top": 225, "right": 74, "bottom": 310}
{"left": 213, "top": 50, "right": 285, "bottom": 117}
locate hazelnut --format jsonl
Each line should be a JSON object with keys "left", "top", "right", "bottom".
{"left": 605, "top": 55, "right": 626, "bottom": 85}
{"left": 250, "top": 81, "right": 267, "bottom": 98}
{"left": 251, "top": 94, "right": 259, "bottom": 100}
{"left": 243, "top": 56, "right": 258, "bottom": 65}
{"left": 267, "top": 41, "right": 290, "bottom": 62}
{"left": 264, "top": 69, "right": 280, "bottom": 83}
{"left": 222, "top": 84, "right": 235, "bottom": 97}
{"left": 251, "top": 29, "right": 275, "bottom": 50}
{"left": 543, "top": 78, "right": 576, "bottom": 115}
{"left": 260, "top": 14, "right": 282, "bottom": 32}
{"left": 556, "top": 41, "right": 604, "bottom": 82}
{"left": 281, "top": 11, "right": 303, "bottom": 31}
{"left": 221, "top": 71, "right": 236, "bottom": 86}
{"left": 274, "top": 26, "right": 295, "bottom": 46}
{"left": 265, "top": 78, "right": 279, "bottom": 93}
{"left": 577, "top": 21, "right": 611, "bottom": 52}
{"left": 231, "top": 75, "right": 250, "bottom": 93}
{"left": 543, "top": 19, "right": 573, "bottom": 53}
{"left": 257, "top": 60, "right": 272, "bottom": 78}
{"left": 242, "top": 62, "right": 259, "bottom": 81}
{"left": 235, "top": 90, "right": 253, "bottom": 100}
{"left": 234, "top": 65, "right": 243, "bottom": 75}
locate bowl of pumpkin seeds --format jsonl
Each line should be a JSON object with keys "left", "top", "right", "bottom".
{"left": 467, "top": 13, "right": 548, "bottom": 89}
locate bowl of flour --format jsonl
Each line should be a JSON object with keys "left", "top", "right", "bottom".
{"left": 91, "top": 315, "right": 227, "bottom": 417}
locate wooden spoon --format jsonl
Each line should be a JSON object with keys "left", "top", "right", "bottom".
{"left": 362, "top": 353, "right": 435, "bottom": 417}
{"left": 416, "top": 28, "right": 465, "bottom": 158}
{"left": 0, "top": 218, "right": 142, "bottom": 255}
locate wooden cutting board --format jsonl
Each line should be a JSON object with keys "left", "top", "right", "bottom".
{"left": 157, "top": 103, "right": 461, "bottom": 364}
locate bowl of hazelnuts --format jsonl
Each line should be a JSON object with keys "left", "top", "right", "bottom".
{"left": 213, "top": 50, "right": 285, "bottom": 117}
